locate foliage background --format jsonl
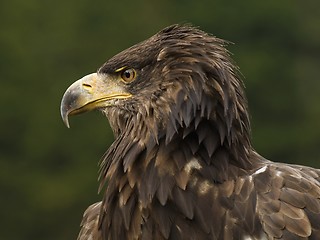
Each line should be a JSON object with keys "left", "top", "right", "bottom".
{"left": 1, "top": 0, "right": 319, "bottom": 239}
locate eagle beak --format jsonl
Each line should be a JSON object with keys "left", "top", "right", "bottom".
{"left": 60, "top": 73, "right": 131, "bottom": 128}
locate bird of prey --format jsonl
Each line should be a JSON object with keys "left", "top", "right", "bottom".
{"left": 60, "top": 24, "right": 320, "bottom": 240}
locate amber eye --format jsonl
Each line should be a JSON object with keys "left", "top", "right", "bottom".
{"left": 120, "top": 69, "right": 136, "bottom": 83}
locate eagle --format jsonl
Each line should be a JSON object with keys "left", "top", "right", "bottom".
{"left": 60, "top": 24, "right": 320, "bottom": 240}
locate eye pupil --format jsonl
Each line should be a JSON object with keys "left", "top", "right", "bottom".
{"left": 124, "top": 71, "right": 131, "bottom": 78}
{"left": 121, "top": 69, "right": 136, "bottom": 82}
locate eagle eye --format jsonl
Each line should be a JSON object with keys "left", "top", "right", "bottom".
{"left": 120, "top": 69, "right": 136, "bottom": 83}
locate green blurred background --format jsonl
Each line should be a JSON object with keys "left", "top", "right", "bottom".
{"left": 1, "top": 0, "right": 319, "bottom": 239}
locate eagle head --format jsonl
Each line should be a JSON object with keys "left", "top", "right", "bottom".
{"left": 61, "top": 25, "right": 251, "bottom": 159}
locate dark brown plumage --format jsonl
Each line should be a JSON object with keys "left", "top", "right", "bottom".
{"left": 61, "top": 24, "right": 320, "bottom": 240}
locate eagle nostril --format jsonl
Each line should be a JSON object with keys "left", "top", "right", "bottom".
{"left": 82, "top": 83, "right": 92, "bottom": 91}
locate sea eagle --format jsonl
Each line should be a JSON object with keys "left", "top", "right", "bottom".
{"left": 61, "top": 24, "right": 320, "bottom": 240}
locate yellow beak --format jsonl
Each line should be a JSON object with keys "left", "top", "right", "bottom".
{"left": 60, "top": 73, "right": 131, "bottom": 128}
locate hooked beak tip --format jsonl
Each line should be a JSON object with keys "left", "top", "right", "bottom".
{"left": 60, "top": 105, "right": 71, "bottom": 128}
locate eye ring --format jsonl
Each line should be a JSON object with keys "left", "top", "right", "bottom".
{"left": 120, "top": 68, "right": 136, "bottom": 83}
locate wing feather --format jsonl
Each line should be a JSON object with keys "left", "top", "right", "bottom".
{"left": 77, "top": 202, "right": 102, "bottom": 240}
{"left": 254, "top": 163, "right": 320, "bottom": 239}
